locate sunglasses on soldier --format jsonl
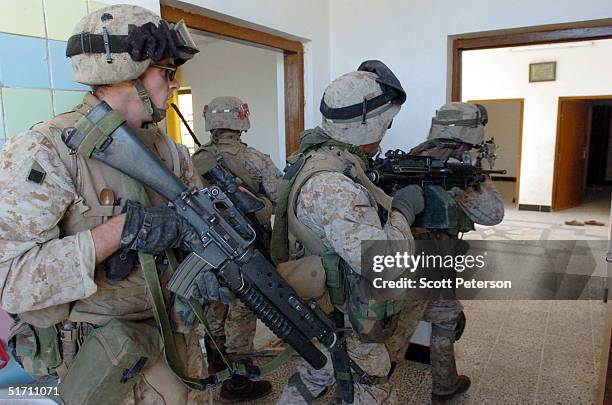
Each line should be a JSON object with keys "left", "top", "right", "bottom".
{"left": 152, "top": 64, "right": 177, "bottom": 82}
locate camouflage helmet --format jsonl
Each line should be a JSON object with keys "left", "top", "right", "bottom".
{"left": 320, "top": 60, "right": 405, "bottom": 146}
{"left": 204, "top": 97, "right": 251, "bottom": 132}
{"left": 428, "top": 102, "right": 487, "bottom": 146}
{"left": 68, "top": 4, "right": 198, "bottom": 85}
{"left": 455, "top": 179, "right": 504, "bottom": 226}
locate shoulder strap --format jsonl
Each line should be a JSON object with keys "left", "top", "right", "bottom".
{"left": 121, "top": 174, "right": 210, "bottom": 390}
{"left": 122, "top": 173, "right": 296, "bottom": 389}
{"left": 161, "top": 132, "right": 182, "bottom": 178}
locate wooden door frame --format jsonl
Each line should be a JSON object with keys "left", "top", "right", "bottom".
{"left": 552, "top": 95, "right": 612, "bottom": 210}
{"left": 451, "top": 22, "right": 612, "bottom": 102}
{"left": 467, "top": 98, "right": 524, "bottom": 207}
{"left": 161, "top": 5, "right": 304, "bottom": 155}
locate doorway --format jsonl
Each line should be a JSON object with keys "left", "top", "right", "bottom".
{"left": 468, "top": 99, "right": 523, "bottom": 207}
{"left": 553, "top": 96, "right": 612, "bottom": 210}
{"left": 161, "top": 5, "right": 304, "bottom": 155}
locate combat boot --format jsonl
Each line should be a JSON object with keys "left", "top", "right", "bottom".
{"left": 431, "top": 375, "right": 471, "bottom": 403}
{"left": 219, "top": 374, "right": 273, "bottom": 403}
{"left": 204, "top": 336, "right": 273, "bottom": 402}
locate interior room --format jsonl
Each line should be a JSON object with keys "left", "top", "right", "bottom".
{"left": 0, "top": 1, "right": 610, "bottom": 404}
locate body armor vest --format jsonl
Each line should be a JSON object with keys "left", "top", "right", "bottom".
{"left": 20, "top": 93, "right": 184, "bottom": 327}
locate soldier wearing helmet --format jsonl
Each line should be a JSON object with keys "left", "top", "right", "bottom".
{"left": 270, "top": 61, "right": 430, "bottom": 404}
{"left": 0, "top": 4, "right": 208, "bottom": 404}
{"left": 190, "top": 96, "right": 281, "bottom": 402}
{"left": 386, "top": 101, "right": 505, "bottom": 402}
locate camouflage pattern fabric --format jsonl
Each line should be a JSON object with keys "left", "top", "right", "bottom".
{"left": 455, "top": 176, "right": 504, "bottom": 226}
{"left": 277, "top": 170, "right": 414, "bottom": 403}
{"left": 295, "top": 171, "right": 412, "bottom": 273}
{"left": 205, "top": 299, "right": 256, "bottom": 354}
{"left": 384, "top": 299, "right": 428, "bottom": 363}
{"left": 0, "top": 94, "right": 205, "bottom": 404}
{"left": 193, "top": 130, "right": 282, "bottom": 204}
{"left": 203, "top": 97, "right": 250, "bottom": 132}
{"left": 424, "top": 298, "right": 463, "bottom": 395}
{"left": 194, "top": 130, "right": 281, "bottom": 354}
{"left": 276, "top": 335, "right": 396, "bottom": 405}
{"left": 0, "top": 129, "right": 97, "bottom": 313}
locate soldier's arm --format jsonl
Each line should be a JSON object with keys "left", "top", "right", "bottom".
{"left": 296, "top": 171, "right": 413, "bottom": 275}
{"left": 245, "top": 148, "right": 282, "bottom": 204}
{"left": 0, "top": 131, "right": 104, "bottom": 313}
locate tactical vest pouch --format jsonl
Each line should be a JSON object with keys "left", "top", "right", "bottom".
{"left": 346, "top": 273, "right": 402, "bottom": 343}
{"left": 321, "top": 253, "right": 347, "bottom": 305}
{"left": 8, "top": 321, "right": 61, "bottom": 381}
{"left": 58, "top": 318, "right": 162, "bottom": 405}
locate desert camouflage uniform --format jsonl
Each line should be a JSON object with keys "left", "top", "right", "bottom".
{"left": 0, "top": 93, "right": 206, "bottom": 404}
{"left": 277, "top": 170, "right": 413, "bottom": 404}
{"left": 385, "top": 178, "right": 503, "bottom": 395}
{"left": 192, "top": 129, "right": 282, "bottom": 354}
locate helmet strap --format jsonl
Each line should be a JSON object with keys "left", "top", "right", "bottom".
{"left": 133, "top": 78, "right": 165, "bottom": 123}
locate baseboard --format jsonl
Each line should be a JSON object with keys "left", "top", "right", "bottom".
{"left": 518, "top": 204, "right": 551, "bottom": 212}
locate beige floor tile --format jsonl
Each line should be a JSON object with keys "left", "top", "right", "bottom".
{"left": 472, "top": 385, "right": 537, "bottom": 405}
{"left": 542, "top": 333, "right": 594, "bottom": 361}
{"left": 540, "top": 352, "right": 596, "bottom": 384}
{"left": 535, "top": 374, "right": 598, "bottom": 405}
{"left": 498, "top": 324, "right": 546, "bottom": 351}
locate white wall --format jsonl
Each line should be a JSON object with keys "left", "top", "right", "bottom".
{"left": 166, "top": 0, "right": 331, "bottom": 131}
{"left": 477, "top": 101, "right": 522, "bottom": 178}
{"left": 329, "top": 0, "right": 612, "bottom": 158}
{"left": 180, "top": 37, "right": 283, "bottom": 168}
{"left": 462, "top": 40, "right": 612, "bottom": 206}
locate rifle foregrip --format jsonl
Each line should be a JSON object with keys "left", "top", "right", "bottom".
{"left": 235, "top": 281, "right": 327, "bottom": 370}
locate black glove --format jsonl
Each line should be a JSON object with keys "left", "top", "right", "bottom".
{"left": 391, "top": 185, "right": 425, "bottom": 225}
{"left": 103, "top": 248, "right": 138, "bottom": 281}
{"left": 126, "top": 21, "right": 180, "bottom": 62}
{"left": 120, "top": 200, "right": 198, "bottom": 255}
{"left": 187, "top": 266, "right": 235, "bottom": 305}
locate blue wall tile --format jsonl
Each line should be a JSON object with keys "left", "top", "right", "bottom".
{"left": 0, "top": 33, "right": 50, "bottom": 88}
{"left": 0, "top": 140, "right": 5, "bottom": 151}
{"left": 49, "top": 40, "right": 88, "bottom": 90}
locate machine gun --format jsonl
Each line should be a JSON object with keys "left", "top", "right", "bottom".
{"left": 367, "top": 149, "right": 506, "bottom": 194}
{"left": 61, "top": 101, "right": 370, "bottom": 400}
{"left": 368, "top": 147, "right": 506, "bottom": 231}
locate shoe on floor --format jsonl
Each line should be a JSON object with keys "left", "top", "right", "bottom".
{"left": 431, "top": 375, "right": 471, "bottom": 403}
{"left": 564, "top": 220, "right": 584, "bottom": 226}
{"left": 584, "top": 220, "right": 605, "bottom": 226}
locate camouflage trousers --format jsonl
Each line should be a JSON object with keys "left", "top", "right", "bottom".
{"left": 206, "top": 299, "right": 257, "bottom": 353}
{"left": 384, "top": 298, "right": 463, "bottom": 396}
{"left": 425, "top": 298, "right": 463, "bottom": 396}
{"left": 277, "top": 335, "right": 396, "bottom": 405}
{"left": 121, "top": 330, "right": 207, "bottom": 405}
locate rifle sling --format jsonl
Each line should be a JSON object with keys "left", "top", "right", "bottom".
{"left": 124, "top": 174, "right": 294, "bottom": 389}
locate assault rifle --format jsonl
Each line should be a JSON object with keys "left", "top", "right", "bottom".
{"left": 367, "top": 149, "right": 506, "bottom": 194}
{"left": 368, "top": 149, "right": 506, "bottom": 230}
{"left": 61, "top": 101, "right": 368, "bottom": 401}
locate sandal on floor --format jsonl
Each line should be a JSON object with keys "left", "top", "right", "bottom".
{"left": 584, "top": 220, "right": 605, "bottom": 226}
{"left": 564, "top": 220, "right": 584, "bottom": 226}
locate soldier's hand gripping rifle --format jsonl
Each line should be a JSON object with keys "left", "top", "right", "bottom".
{"left": 61, "top": 101, "right": 371, "bottom": 398}
{"left": 367, "top": 147, "right": 506, "bottom": 230}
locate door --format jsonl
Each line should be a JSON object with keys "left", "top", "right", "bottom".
{"left": 553, "top": 100, "right": 590, "bottom": 210}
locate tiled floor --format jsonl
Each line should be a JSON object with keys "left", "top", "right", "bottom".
{"left": 208, "top": 192, "right": 612, "bottom": 405}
